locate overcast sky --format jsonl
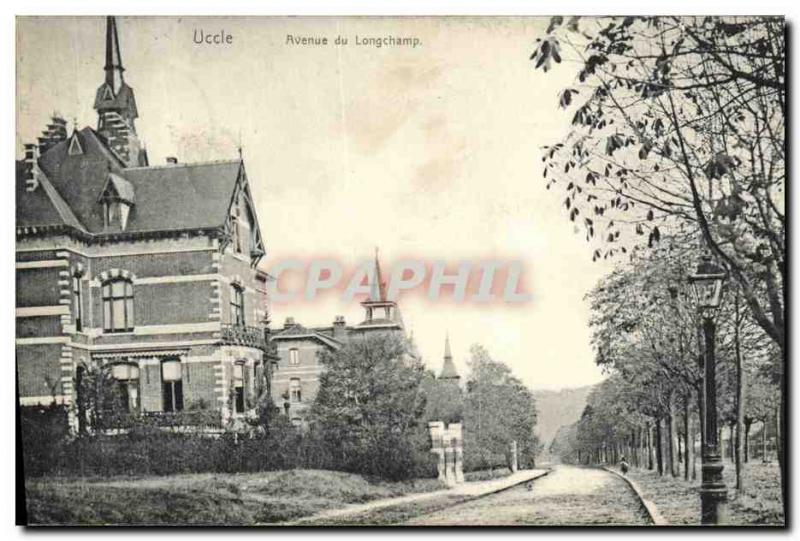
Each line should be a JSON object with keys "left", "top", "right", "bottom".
{"left": 17, "top": 16, "right": 615, "bottom": 391}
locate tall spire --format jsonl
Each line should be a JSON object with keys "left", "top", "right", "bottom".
{"left": 93, "top": 16, "right": 144, "bottom": 166}
{"left": 370, "top": 247, "right": 388, "bottom": 302}
{"left": 104, "top": 16, "right": 125, "bottom": 93}
{"left": 359, "top": 247, "right": 401, "bottom": 327}
{"left": 439, "top": 333, "right": 460, "bottom": 381}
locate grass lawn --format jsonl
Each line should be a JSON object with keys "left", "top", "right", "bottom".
{"left": 24, "top": 469, "right": 445, "bottom": 525}
{"left": 624, "top": 460, "right": 784, "bottom": 526}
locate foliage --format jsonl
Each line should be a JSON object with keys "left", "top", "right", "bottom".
{"left": 19, "top": 403, "right": 70, "bottom": 477}
{"left": 310, "top": 332, "right": 433, "bottom": 481}
{"left": 421, "top": 372, "right": 464, "bottom": 425}
{"left": 463, "top": 345, "right": 539, "bottom": 470}
{"left": 552, "top": 242, "right": 778, "bottom": 488}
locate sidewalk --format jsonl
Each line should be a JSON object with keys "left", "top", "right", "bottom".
{"left": 284, "top": 468, "right": 550, "bottom": 525}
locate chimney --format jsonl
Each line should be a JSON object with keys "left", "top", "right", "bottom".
{"left": 166, "top": 156, "right": 178, "bottom": 165}
{"left": 332, "top": 315, "right": 347, "bottom": 340}
{"left": 23, "top": 144, "right": 40, "bottom": 192}
{"left": 284, "top": 317, "right": 296, "bottom": 329}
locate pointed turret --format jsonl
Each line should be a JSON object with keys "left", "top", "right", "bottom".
{"left": 369, "top": 247, "right": 388, "bottom": 302}
{"left": 358, "top": 247, "right": 402, "bottom": 329}
{"left": 93, "top": 16, "right": 145, "bottom": 167}
{"left": 439, "top": 333, "right": 460, "bottom": 381}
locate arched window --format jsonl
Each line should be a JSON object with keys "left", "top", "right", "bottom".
{"left": 111, "top": 363, "right": 140, "bottom": 413}
{"left": 102, "top": 278, "right": 134, "bottom": 332}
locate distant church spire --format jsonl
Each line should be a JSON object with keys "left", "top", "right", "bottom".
{"left": 94, "top": 16, "right": 145, "bottom": 167}
{"left": 439, "top": 333, "right": 460, "bottom": 381}
{"left": 370, "top": 247, "right": 388, "bottom": 302}
{"left": 359, "top": 247, "right": 401, "bottom": 327}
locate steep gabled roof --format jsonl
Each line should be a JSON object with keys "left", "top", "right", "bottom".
{"left": 20, "top": 126, "right": 243, "bottom": 235}
{"left": 15, "top": 160, "right": 87, "bottom": 232}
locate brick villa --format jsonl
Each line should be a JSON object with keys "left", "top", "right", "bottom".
{"left": 16, "top": 17, "right": 274, "bottom": 432}
{"left": 271, "top": 253, "right": 461, "bottom": 426}
{"left": 270, "top": 253, "right": 407, "bottom": 425}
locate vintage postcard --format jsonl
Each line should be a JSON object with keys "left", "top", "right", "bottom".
{"left": 15, "top": 15, "right": 785, "bottom": 527}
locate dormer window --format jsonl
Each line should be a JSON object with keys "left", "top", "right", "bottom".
{"left": 98, "top": 173, "right": 135, "bottom": 231}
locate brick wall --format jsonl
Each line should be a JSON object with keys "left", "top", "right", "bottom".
{"left": 92, "top": 251, "right": 215, "bottom": 278}
{"left": 17, "top": 344, "right": 64, "bottom": 397}
{"left": 16, "top": 316, "right": 61, "bottom": 338}
{"left": 16, "top": 267, "right": 61, "bottom": 307}
{"left": 133, "top": 282, "right": 214, "bottom": 326}
{"left": 183, "top": 361, "right": 219, "bottom": 409}
{"left": 272, "top": 338, "right": 327, "bottom": 412}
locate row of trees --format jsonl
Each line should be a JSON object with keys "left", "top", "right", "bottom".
{"left": 548, "top": 244, "right": 780, "bottom": 491}
{"left": 531, "top": 16, "right": 784, "bottom": 498}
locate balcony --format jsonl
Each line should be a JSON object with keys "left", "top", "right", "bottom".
{"left": 220, "top": 324, "right": 269, "bottom": 350}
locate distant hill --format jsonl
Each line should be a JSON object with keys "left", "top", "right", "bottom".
{"left": 532, "top": 385, "right": 595, "bottom": 449}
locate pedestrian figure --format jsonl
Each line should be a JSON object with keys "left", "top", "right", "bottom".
{"left": 619, "top": 455, "right": 629, "bottom": 475}
{"left": 526, "top": 480, "right": 535, "bottom": 491}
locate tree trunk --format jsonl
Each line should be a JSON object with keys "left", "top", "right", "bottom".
{"left": 744, "top": 421, "right": 752, "bottom": 463}
{"left": 640, "top": 426, "right": 646, "bottom": 468}
{"left": 656, "top": 418, "right": 664, "bottom": 476}
{"left": 667, "top": 396, "right": 677, "bottom": 477}
{"left": 778, "top": 377, "right": 785, "bottom": 505}
{"left": 647, "top": 423, "right": 654, "bottom": 470}
{"left": 684, "top": 390, "right": 692, "bottom": 481}
{"left": 734, "top": 303, "right": 745, "bottom": 490}
{"left": 761, "top": 419, "right": 768, "bottom": 463}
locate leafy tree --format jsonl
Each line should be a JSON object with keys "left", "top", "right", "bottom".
{"left": 421, "top": 372, "right": 464, "bottom": 424}
{"left": 531, "top": 16, "right": 785, "bottom": 494}
{"left": 463, "top": 345, "right": 539, "bottom": 470}
{"left": 309, "top": 332, "right": 430, "bottom": 481}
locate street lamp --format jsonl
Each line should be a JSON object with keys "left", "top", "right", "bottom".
{"left": 689, "top": 253, "right": 728, "bottom": 525}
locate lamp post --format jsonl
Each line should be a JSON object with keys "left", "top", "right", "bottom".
{"left": 689, "top": 253, "right": 728, "bottom": 525}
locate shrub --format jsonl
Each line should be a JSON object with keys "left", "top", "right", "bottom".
{"left": 19, "top": 404, "right": 70, "bottom": 477}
